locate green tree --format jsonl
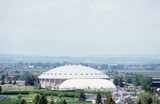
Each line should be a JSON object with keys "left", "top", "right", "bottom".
{"left": 33, "top": 94, "right": 41, "bottom": 104}
{"left": 9, "top": 79, "right": 12, "bottom": 84}
{"left": 24, "top": 72, "right": 36, "bottom": 86}
{"left": 135, "top": 74, "right": 152, "bottom": 92}
{"left": 39, "top": 94, "right": 48, "bottom": 104}
{"left": 18, "top": 94, "right": 22, "bottom": 100}
{"left": 0, "top": 86, "right": 2, "bottom": 93}
{"left": 1, "top": 75, "right": 5, "bottom": 85}
{"left": 50, "top": 95, "right": 55, "bottom": 104}
{"left": 113, "top": 76, "right": 125, "bottom": 87}
{"left": 143, "top": 77, "right": 152, "bottom": 92}
{"left": 106, "top": 97, "right": 115, "bottom": 104}
{"left": 20, "top": 99, "right": 27, "bottom": 104}
{"left": 138, "top": 92, "right": 153, "bottom": 104}
{"left": 138, "top": 100, "right": 142, "bottom": 104}
{"left": 96, "top": 93, "right": 102, "bottom": 104}
{"left": 79, "top": 92, "right": 86, "bottom": 102}
{"left": 58, "top": 99, "right": 67, "bottom": 104}
{"left": 13, "top": 80, "right": 16, "bottom": 85}
{"left": 62, "top": 99, "right": 67, "bottom": 104}
{"left": 113, "top": 77, "right": 119, "bottom": 86}
{"left": 16, "top": 94, "right": 22, "bottom": 104}
{"left": 50, "top": 100, "right": 54, "bottom": 104}
{"left": 105, "top": 92, "right": 115, "bottom": 104}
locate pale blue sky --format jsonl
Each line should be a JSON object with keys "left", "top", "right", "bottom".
{"left": 0, "top": 0, "right": 160, "bottom": 56}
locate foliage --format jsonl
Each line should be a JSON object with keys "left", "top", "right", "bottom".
{"left": 63, "top": 99, "right": 67, "bottom": 104}
{"left": 106, "top": 97, "right": 115, "bottom": 104}
{"left": 0, "top": 85, "right": 2, "bottom": 93}
{"left": 20, "top": 99, "right": 27, "bottom": 104}
{"left": 33, "top": 94, "right": 41, "bottom": 104}
{"left": 79, "top": 92, "right": 86, "bottom": 102}
{"left": 39, "top": 94, "right": 48, "bottom": 104}
{"left": 50, "top": 95, "right": 55, "bottom": 104}
{"left": 8, "top": 80, "right": 12, "bottom": 84}
{"left": 13, "top": 80, "right": 16, "bottom": 85}
{"left": 113, "top": 76, "right": 125, "bottom": 87}
{"left": 0, "top": 91, "right": 29, "bottom": 95}
{"left": 105, "top": 92, "right": 115, "bottom": 104}
{"left": 0, "top": 99, "right": 18, "bottom": 104}
{"left": 1, "top": 75, "right": 5, "bottom": 85}
{"left": 138, "top": 92, "right": 153, "bottom": 104}
{"left": 17, "top": 94, "right": 22, "bottom": 100}
{"left": 24, "top": 72, "right": 37, "bottom": 86}
{"left": 57, "top": 99, "right": 67, "bottom": 104}
{"left": 50, "top": 100, "right": 55, "bottom": 104}
{"left": 135, "top": 74, "right": 152, "bottom": 92}
{"left": 96, "top": 93, "right": 102, "bottom": 104}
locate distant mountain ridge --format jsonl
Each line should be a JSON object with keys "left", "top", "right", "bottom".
{"left": 0, "top": 54, "right": 160, "bottom": 64}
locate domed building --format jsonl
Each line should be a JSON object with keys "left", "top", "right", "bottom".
{"left": 38, "top": 65, "right": 116, "bottom": 91}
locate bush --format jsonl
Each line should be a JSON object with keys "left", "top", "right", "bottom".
{"left": 33, "top": 94, "right": 41, "bottom": 104}
{"left": 20, "top": 99, "right": 27, "bottom": 104}
{"left": 0, "top": 91, "right": 29, "bottom": 95}
{"left": 39, "top": 94, "right": 48, "bottom": 104}
{"left": 96, "top": 93, "right": 102, "bottom": 104}
{"left": 79, "top": 92, "right": 86, "bottom": 102}
{"left": 0, "top": 86, "right": 2, "bottom": 93}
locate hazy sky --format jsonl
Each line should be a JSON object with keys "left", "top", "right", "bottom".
{"left": 0, "top": 0, "right": 160, "bottom": 56}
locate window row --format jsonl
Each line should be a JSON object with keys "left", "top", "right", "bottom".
{"left": 44, "top": 73, "right": 104, "bottom": 76}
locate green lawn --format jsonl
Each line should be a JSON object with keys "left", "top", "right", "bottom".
{"left": 0, "top": 85, "right": 107, "bottom": 104}
{"left": 0, "top": 94, "right": 92, "bottom": 104}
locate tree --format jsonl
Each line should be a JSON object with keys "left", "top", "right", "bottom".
{"left": 62, "top": 99, "right": 67, "bottom": 104}
{"left": 34, "top": 78, "right": 41, "bottom": 89}
{"left": 13, "top": 80, "right": 16, "bottom": 85}
{"left": 113, "top": 77, "right": 119, "bottom": 86}
{"left": 138, "top": 92, "right": 153, "bottom": 104}
{"left": 135, "top": 74, "right": 152, "bottom": 92}
{"left": 137, "top": 100, "right": 142, "bottom": 104}
{"left": 50, "top": 95, "right": 55, "bottom": 104}
{"left": 18, "top": 94, "right": 22, "bottom": 100}
{"left": 0, "top": 86, "right": 2, "bottom": 93}
{"left": 17, "top": 94, "right": 22, "bottom": 104}
{"left": 1, "top": 75, "right": 5, "bottom": 85}
{"left": 105, "top": 92, "right": 115, "bottom": 104}
{"left": 147, "top": 97, "right": 152, "bottom": 104}
{"left": 39, "top": 94, "right": 48, "bottom": 104}
{"left": 143, "top": 77, "right": 152, "bottom": 92}
{"left": 9, "top": 79, "right": 12, "bottom": 84}
{"left": 33, "top": 94, "right": 41, "bottom": 104}
{"left": 58, "top": 99, "right": 67, "bottom": 104}
{"left": 113, "top": 76, "right": 125, "bottom": 87}
{"left": 24, "top": 72, "right": 37, "bottom": 86}
{"left": 79, "top": 92, "right": 86, "bottom": 102}
{"left": 96, "top": 93, "right": 102, "bottom": 104}
{"left": 20, "top": 99, "right": 27, "bottom": 104}
{"left": 106, "top": 96, "right": 115, "bottom": 104}
{"left": 50, "top": 100, "right": 55, "bottom": 104}
{"left": 119, "top": 77, "right": 125, "bottom": 87}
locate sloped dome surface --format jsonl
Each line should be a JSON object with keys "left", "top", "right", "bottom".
{"left": 38, "top": 65, "right": 109, "bottom": 79}
{"left": 59, "top": 79, "right": 116, "bottom": 91}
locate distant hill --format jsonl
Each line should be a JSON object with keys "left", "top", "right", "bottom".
{"left": 0, "top": 54, "right": 160, "bottom": 64}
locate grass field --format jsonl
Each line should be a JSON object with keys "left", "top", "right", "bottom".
{"left": 0, "top": 93, "right": 92, "bottom": 104}
{"left": 0, "top": 85, "right": 93, "bottom": 104}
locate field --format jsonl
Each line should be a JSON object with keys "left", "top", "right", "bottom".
{"left": 0, "top": 94, "right": 91, "bottom": 104}
{"left": 0, "top": 85, "right": 93, "bottom": 104}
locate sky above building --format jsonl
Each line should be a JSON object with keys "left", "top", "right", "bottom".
{"left": 0, "top": 0, "right": 160, "bottom": 56}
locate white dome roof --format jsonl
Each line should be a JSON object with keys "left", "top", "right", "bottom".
{"left": 38, "top": 65, "right": 109, "bottom": 79}
{"left": 59, "top": 79, "right": 116, "bottom": 91}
